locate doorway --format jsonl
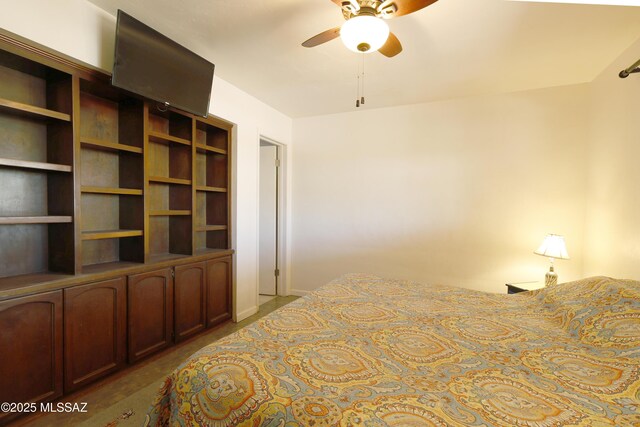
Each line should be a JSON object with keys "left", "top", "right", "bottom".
{"left": 259, "top": 139, "right": 280, "bottom": 302}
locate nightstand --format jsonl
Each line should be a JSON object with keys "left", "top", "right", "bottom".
{"left": 505, "top": 281, "right": 545, "bottom": 294}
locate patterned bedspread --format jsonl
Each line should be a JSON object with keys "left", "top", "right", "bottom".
{"left": 145, "top": 274, "right": 640, "bottom": 426}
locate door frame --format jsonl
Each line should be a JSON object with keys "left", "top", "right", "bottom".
{"left": 257, "top": 135, "right": 289, "bottom": 300}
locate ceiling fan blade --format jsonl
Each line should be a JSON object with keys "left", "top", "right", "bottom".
{"left": 378, "top": 32, "right": 402, "bottom": 57}
{"left": 302, "top": 27, "right": 341, "bottom": 48}
{"left": 330, "top": 0, "right": 356, "bottom": 8}
{"left": 331, "top": 0, "right": 360, "bottom": 19}
{"left": 378, "top": 0, "right": 438, "bottom": 18}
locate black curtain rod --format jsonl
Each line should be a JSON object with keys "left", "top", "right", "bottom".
{"left": 619, "top": 58, "right": 640, "bottom": 78}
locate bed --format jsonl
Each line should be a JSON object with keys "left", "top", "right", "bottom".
{"left": 145, "top": 274, "right": 640, "bottom": 426}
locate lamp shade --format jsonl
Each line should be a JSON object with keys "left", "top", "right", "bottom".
{"left": 534, "top": 234, "right": 570, "bottom": 260}
{"left": 340, "top": 15, "right": 390, "bottom": 53}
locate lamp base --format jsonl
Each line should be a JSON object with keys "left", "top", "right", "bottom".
{"left": 544, "top": 269, "right": 558, "bottom": 287}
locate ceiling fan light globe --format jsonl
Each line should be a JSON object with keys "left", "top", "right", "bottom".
{"left": 340, "top": 16, "right": 390, "bottom": 53}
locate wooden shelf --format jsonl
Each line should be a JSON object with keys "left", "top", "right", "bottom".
{"left": 148, "top": 176, "right": 191, "bottom": 186}
{"left": 194, "top": 247, "right": 230, "bottom": 257}
{"left": 148, "top": 130, "right": 191, "bottom": 146}
{"left": 147, "top": 253, "right": 190, "bottom": 264}
{"left": 0, "top": 272, "right": 73, "bottom": 293}
{"left": 0, "top": 41, "right": 235, "bottom": 411}
{"left": 81, "top": 229, "right": 143, "bottom": 240}
{"left": 196, "top": 185, "right": 227, "bottom": 193}
{"left": 0, "top": 157, "right": 72, "bottom": 173}
{"left": 81, "top": 261, "right": 142, "bottom": 275}
{"left": 0, "top": 216, "right": 72, "bottom": 225}
{"left": 81, "top": 186, "right": 143, "bottom": 196}
{"left": 195, "top": 144, "right": 227, "bottom": 155}
{"left": 195, "top": 225, "right": 227, "bottom": 232}
{"left": 0, "top": 97, "right": 71, "bottom": 122}
{"left": 80, "top": 137, "right": 143, "bottom": 154}
{"left": 149, "top": 210, "right": 191, "bottom": 216}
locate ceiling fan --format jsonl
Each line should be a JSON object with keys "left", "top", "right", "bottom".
{"left": 302, "top": 0, "right": 438, "bottom": 57}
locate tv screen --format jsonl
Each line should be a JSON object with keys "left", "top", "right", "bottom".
{"left": 112, "top": 10, "right": 215, "bottom": 117}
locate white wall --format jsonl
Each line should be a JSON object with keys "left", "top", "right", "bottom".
{"left": 0, "top": 0, "right": 293, "bottom": 321}
{"left": 208, "top": 78, "right": 293, "bottom": 321}
{"left": 292, "top": 85, "right": 590, "bottom": 294}
{"left": 4, "top": 0, "right": 637, "bottom": 303}
{"left": 583, "top": 38, "right": 640, "bottom": 279}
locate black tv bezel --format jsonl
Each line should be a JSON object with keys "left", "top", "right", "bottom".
{"left": 111, "top": 9, "right": 215, "bottom": 118}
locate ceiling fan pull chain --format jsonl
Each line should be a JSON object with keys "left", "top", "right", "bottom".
{"left": 356, "top": 73, "right": 360, "bottom": 107}
{"left": 356, "top": 55, "right": 361, "bottom": 107}
{"left": 361, "top": 53, "right": 365, "bottom": 105}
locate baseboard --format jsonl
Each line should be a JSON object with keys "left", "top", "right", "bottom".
{"left": 290, "top": 289, "right": 309, "bottom": 297}
{"left": 235, "top": 305, "right": 259, "bottom": 322}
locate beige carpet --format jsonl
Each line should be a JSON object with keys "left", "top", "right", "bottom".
{"left": 15, "top": 296, "right": 298, "bottom": 427}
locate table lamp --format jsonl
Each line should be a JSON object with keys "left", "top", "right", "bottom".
{"left": 534, "top": 234, "right": 569, "bottom": 286}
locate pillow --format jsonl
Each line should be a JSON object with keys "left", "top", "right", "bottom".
{"left": 536, "top": 276, "right": 640, "bottom": 350}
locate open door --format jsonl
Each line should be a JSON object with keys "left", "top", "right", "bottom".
{"left": 259, "top": 143, "right": 278, "bottom": 295}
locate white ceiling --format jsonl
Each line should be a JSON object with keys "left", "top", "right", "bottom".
{"left": 86, "top": 0, "right": 640, "bottom": 118}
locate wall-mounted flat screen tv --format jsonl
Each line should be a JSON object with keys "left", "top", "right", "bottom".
{"left": 112, "top": 10, "right": 215, "bottom": 117}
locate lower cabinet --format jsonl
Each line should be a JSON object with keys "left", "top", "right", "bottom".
{"left": 0, "top": 255, "right": 232, "bottom": 415}
{"left": 206, "top": 256, "right": 232, "bottom": 327}
{"left": 63, "top": 277, "right": 126, "bottom": 392}
{"left": 174, "top": 262, "right": 206, "bottom": 342}
{"left": 127, "top": 268, "right": 174, "bottom": 363}
{"left": 0, "top": 291, "right": 63, "bottom": 424}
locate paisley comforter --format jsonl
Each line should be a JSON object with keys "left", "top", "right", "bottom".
{"left": 146, "top": 274, "right": 640, "bottom": 426}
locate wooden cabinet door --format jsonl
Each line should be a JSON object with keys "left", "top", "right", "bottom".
{"left": 206, "top": 256, "right": 232, "bottom": 327}
{"left": 174, "top": 262, "right": 206, "bottom": 342}
{"left": 0, "top": 291, "right": 62, "bottom": 424}
{"left": 64, "top": 277, "right": 126, "bottom": 392}
{"left": 128, "top": 268, "right": 173, "bottom": 363}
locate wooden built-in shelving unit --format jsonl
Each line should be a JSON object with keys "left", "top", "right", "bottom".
{"left": 0, "top": 32, "right": 234, "bottom": 422}
{"left": 0, "top": 35, "right": 233, "bottom": 286}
